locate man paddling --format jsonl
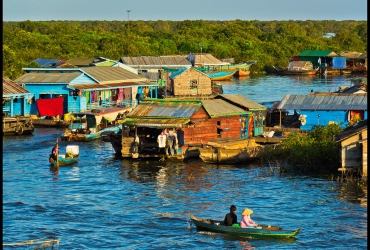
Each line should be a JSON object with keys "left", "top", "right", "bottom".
{"left": 224, "top": 205, "right": 237, "bottom": 226}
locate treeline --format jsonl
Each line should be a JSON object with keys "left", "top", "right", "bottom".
{"left": 3, "top": 20, "right": 367, "bottom": 79}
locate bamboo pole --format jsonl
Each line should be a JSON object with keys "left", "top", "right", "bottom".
{"left": 56, "top": 139, "right": 59, "bottom": 167}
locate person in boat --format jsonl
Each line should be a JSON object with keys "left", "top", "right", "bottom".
{"left": 240, "top": 208, "right": 258, "bottom": 228}
{"left": 224, "top": 205, "right": 237, "bottom": 226}
{"left": 50, "top": 143, "right": 59, "bottom": 162}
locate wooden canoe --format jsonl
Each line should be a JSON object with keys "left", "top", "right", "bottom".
{"left": 190, "top": 214, "right": 302, "bottom": 239}
{"left": 207, "top": 71, "right": 236, "bottom": 81}
{"left": 234, "top": 68, "right": 250, "bottom": 77}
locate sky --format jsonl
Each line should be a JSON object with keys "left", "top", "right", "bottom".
{"left": 3, "top": 0, "right": 367, "bottom": 21}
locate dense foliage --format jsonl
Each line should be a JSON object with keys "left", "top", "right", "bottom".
{"left": 3, "top": 20, "right": 367, "bottom": 79}
{"left": 259, "top": 124, "right": 343, "bottom": 174}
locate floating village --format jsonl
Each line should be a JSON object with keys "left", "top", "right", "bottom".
{"left": 3, "top": 50, "right": 368, "bottom": 178}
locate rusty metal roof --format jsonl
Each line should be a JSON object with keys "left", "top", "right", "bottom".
{"left": 3, "top": 78, "right": 31, "bottom": 96}
{"left": 128, "top": 100, "right": 201, "bottom": 118}
{"left": 66, "top": 57, "right": 99, "bottom": 66}
{"left": 193, "top": 53, "right": 230, "bottom": 66}
{"left": 277, "top": 94, "right": 367, "bottom": 110}
{"left": 81, "top": 67, "right": 148, "bottom": 83}
{"left": 122, "top": 118, "right": 190, "bottom": 127}
{"left": 201, "top": 99, "right": 250, "bottom": 117}
{"left": 338, "top": 51, "right": 367, "bottom": 59}
{"left": 69, "top": 82, "right": 157, "bottom": 91}
{"left": 120, "top": 55, "right": 192, "bottom": 68}
{"left": 219, "top": 94, "right": 266, "bottom": 110}
{"left": 15, "top": 72, "right": 81, "bottom": 83}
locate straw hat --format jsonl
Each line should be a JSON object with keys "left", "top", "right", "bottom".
{"left": 242, "top": 208, "right": 253, "bottom": 216}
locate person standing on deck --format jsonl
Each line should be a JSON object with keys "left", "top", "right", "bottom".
{"left": 166, "top": 133, "right": 174, "bottom": 156}
{"left": 157, "top": 132, "right": 167, "bottom": 155}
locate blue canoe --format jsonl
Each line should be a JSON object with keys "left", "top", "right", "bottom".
{"left": 207, "top": 71, "right": 236, "bottom": 81}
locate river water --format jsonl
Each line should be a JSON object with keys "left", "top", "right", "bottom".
{"left": 3, "top": 75, "right": 367, "bottom": 249}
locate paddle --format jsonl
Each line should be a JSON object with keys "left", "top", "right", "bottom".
{"left": 56, "top": 139, "right": 59, "bottom": 167}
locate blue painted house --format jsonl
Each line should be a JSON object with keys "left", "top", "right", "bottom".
{"left": 277, "top": 94, "right": 368, "bottom": 130}
{"left": 2, "top": 78, "right": 32, "bottom": 117}
{"left": 14, "top": 67, "right": 158, "bottom": 116}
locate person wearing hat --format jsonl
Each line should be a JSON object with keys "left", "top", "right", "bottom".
{"left": 240, "top": 208, "right": 258, "bottom": 228}
{"left": 223, "top": 205, "right": 237, "bottom": 226}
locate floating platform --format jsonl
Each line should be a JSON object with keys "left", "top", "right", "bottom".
{"left": 3, "top": 116, "right": 34, "bottom": 135}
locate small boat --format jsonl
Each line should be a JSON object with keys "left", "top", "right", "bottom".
{"left": 274, "top": 68, "right": 318, "bottom": 75}
{"left": 49, "top": 145, "right": 79, "bottom": 167}
{"left": 61, "top": 107, "right": 130, "bottom": 141}
{"left": 234, "top": 68, "right": 250, "bottom": 77}
{"left": 190, "top": 214, "right": 302, "bottom": 239}
{"left": 274, "top": 61, "right": 318, "bottom": 75}
{"left": 211, "top": 83, "right": 224, "bottom": 94}
{"left": 207, "top": 71, "right": 236, "bottom": 81}
{"left": 32, "top": 117, "right": 71, "bottom": 128}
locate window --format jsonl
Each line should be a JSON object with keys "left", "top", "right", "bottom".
{"left": 190, "top": 79, "right": 198, "bottom": 89}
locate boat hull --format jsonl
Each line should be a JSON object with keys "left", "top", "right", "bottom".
{"left": 234, "top": 69, "right": 250, "bottom": 77}
{"left": 32, "top": 119, "right": 70, "bottom": 128}
{"left": 207, "top": 71, "right": 236, "bottom": 81}
{"left": 49, "top": 156, "right": 78, "bottom": 167}
{"left": 190, "top": 214, "right": 302, "bottom": 239}
{"left": 276, "top": 69, "right": 317, "bottom": 75}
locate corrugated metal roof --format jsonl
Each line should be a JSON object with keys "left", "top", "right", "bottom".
{"left": 201, "top": 99, "right": 249, "bottom": 117}
{"left": 81, "top": 67, "right": 148, "bottom": 83}
{"left": 120, "top": 56, "right": 192, "bottom": 67}
{"left": 15, "top": 72, "right": 81, "bottom": 83}
{"left": 66, "top": 57, "right": 98, "bottom": 66}
{"left": 297, "top": 50, "right": 340, "bottom": 57}
{"left": 169, "top": 67, "right": 208, "bottom": 79}
{"left": 219, "top": 94, "right": 266, "bottom": 110}
{"left": 334, "top": 119, "right": 367, "bottom": 141}
{"left": 338, "top": 52, "right": 367, "bottom": 59}
{"left": 188, "top": 53, "right": 230, "bottom": 66}
{"left": 69, "top": 82, "right": 157, "bottom": 91}
{"left": 169, "top": 67, "right": 189, "bottom": 79}
{"left": 3, "top": 78, "right": 31, "bottom": 96}
{"left": 123, "top": 118, "right": 190, "bottom": 127}
{"left": 277, "top": 94, "right": 367, "bottom": 110}
{"left": 128, "top": 101, "right": 201, "bottom": 118}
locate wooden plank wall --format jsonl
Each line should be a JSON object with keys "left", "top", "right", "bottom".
{"left": 173, "top": 68, "right": 212, "bottom": 96}
{"left": 339, "top": 129, "right": 368, "bottom": 177}
{"left": 361, "top": 130, "right": 367, "bottom": 177}
{"left": 182, "top": 107, "right": 242, "bottom": 144}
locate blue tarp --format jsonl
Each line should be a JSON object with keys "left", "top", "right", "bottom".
{"left": 332, "top": 57, "right": 346, "bottom": 69}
